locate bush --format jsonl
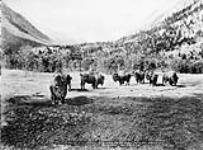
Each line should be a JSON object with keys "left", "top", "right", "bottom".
{"left": 171, "top": 59, "right": 190, "bottom": 73}
{"left": 81, "top": 57, "right": 95, "bottom": 71}
{"left": 190, "top": 61, "right": 203, "bottom": 73}
{"left": 171, "top": 59, "right": 203, "bottom": 73}
{"left": 104, "top": 55, "right": 125, "bottom": 74}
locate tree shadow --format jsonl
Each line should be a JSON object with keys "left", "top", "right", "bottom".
{"left": 125, "top": 83, "right": 141, "bottom": 86}
{"left": 5, "top": 95, "right": 53, "bottom": 107}
{"left": 96, "top": 87, "right": 107, "bottom": 90}
{"left": 5, "top": 94, "right": 95, "bottom": 107}
{"left": 65, "top": 96, "right": 94, "bottom": 106}
{"left": 6, "top": 95, "right": 32, "bottom": 104}
{"left": 70, "top": 88, "right": 89, "bottom": 92}
{"left": 176, "top": 84, "right": 186, "bottom": 88}
{"left": 160, "top": 84, "right": 186, "bottom": 88}
{"left": 155, "top": 83, "right": 165, "bottom": 87}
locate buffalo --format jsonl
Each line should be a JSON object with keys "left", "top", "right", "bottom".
{"left": 80, "top": 73, "right": 105, "bottom": 90}
{"left": 133, "top": 70, "right": 145, "bottom": 84}
{"left": 146, "top": 70, "right": 158, "bottom": 86}
{"left": 49, "top": 73, "right": 72, "bottom": 104}
{"left": 149, "top": 74, "right": 159, "bottom": 86}
{"left": 162, "top": 71, "right": 179, "bottom": 86}
{"left": 112, "top": 73, "right": 131, "bottom": 85}
{"left": 145, "top": 70, "right": 153, "bottom": 81}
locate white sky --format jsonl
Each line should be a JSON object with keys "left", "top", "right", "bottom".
{"left": 4, "top": 0, "right": 188, "bottom": 44}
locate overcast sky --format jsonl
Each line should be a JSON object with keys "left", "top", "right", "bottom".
{"left": 4, "top": 0, "right": 189, "bottom": 44}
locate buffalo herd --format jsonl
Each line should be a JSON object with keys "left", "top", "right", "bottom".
{"left": 49, "top": 70, "right": 179, "bottom": 104}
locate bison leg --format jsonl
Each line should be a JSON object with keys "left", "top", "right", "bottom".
{"left": 136, "top": 79, "right": 139, "bottom": 84}
{"left": 92, "top": 84, "right": 95, "bottom": 89}
{"left": 95, "top": 80, "right": 99, "bottom": 89}
{"left": 169, "top": 79, "right": 173, "bottom": 86}
{"left": 152, "top": 81, "right": 157, "bottom": 86}
{"left": 58, "top": 98, "right": 63, "bottom": 105}
{"left": 92, "top": 81, "right": 97, "bottom": 89}
{"left": 162, "top": 80, "right": 165, "bottom": 85}
{"left": 81, "top": 81, "right": 85, "bottom": 90}
{"left": 162, "top": 77, "right": 166, "bottom": 85}
{"left": 142, "top": 78, "right": 145, "bottom": 84}
{"left": 68, "top": 84, "right": 71, "bottom": 91}
{"left": 127, "top": 80, "right": 130, "bottom": 86}
{"left": 50, "top": 85, "right": 57, "bottom": 104}
{"left": 61, "top": 93, "right": 67, "bottom": 104}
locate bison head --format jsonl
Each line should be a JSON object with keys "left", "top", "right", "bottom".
{"left": 112, "top": 73, "right": 119, "bottom": 82}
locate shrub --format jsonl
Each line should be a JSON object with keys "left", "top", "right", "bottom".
{"left": 171, "top": 59, "right": 190, "bottom": 73}
{"left": 190, "top": 61, "right": 203, "bottom": 73}
{"left": 104, "top": 55, "right": 125, "bottom": 73}
{"left": 171, "top": 59, "right": 203, "bottom": 73}
{"left": 81, "top": 57, "right": 95, "bottom": 71}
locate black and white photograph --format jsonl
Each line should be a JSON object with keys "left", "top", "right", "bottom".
{"left": 1, "top": 0, "right": 203, "bottom": 149}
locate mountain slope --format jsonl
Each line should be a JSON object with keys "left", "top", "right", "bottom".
{"left": 1, "top": 2, "right": 52, "bottom": 51}
{"left": 117, "top": 0, "right": 202, "bottom": 48}
{"left": 73, "top": 0, "right": 203, "bottom": 74}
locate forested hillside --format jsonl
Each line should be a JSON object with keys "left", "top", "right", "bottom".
{"left": 1, "top": 2, "right": 53, "bottom": 68}
{"left": 2, "top": 0, "right": 203, "bottom": 74}
{"left": 77, "top": 0, "right": 203, "bottom": 73}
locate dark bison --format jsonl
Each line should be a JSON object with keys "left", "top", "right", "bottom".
{"left": 66, "top": 74, "right": 72, "bottom": 91}
{"left": 133, "top": 70, "right": 145, "bottom": 84}
{"left": 49, "top": 73, "right": 72, "bottom": 104}
{"left": 146, "top": 71, "right": 158, "bottom": 86}
{"left": 145, "top": 70, "right": 153, "bottom": 81}
{"left": 162, "top": 71, "right": 179, "bottom": 86}
{"left": 80, "top": 73, "right": 105, "bottom": 90}
{"left": 112, "top": 73, "right": 131, "bottom": 85}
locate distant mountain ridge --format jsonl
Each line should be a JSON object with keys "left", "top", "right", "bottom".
{"left": 1, "top": 0, "right": 203, "bottom": 58}
{"left": 116, "top": 0, "right": 203, "bottom": 46}
{"left": 1, "top": 2, "right": 52, "bottom": 51}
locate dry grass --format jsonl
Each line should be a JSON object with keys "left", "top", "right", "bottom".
{"left": 1, "top": 69, "right": 203, "bottom": 150}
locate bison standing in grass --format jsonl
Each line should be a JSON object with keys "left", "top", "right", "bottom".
{"left": 80, "top": 73, "right": 105, "bottom": 90}
{"left": 49, "top": 73, "right": 72, "bottom": 104}
{"left": 112, "top": 73, "right": 131, "bottom": 86}
{"left": 146, "top": 70, "right": 159, "bottom": 86}
{"left": 162, "top": 71, "right": 179, "bottom": 86}
{"left": 133, "top": 70, "right": 145, "bottom": 84}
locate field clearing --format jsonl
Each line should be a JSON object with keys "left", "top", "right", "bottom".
{"left": 1, "top": 69, "right": 203, "bottom": 150}
{"left": 1, "top": 69, "right": 203, "bottom": 99}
